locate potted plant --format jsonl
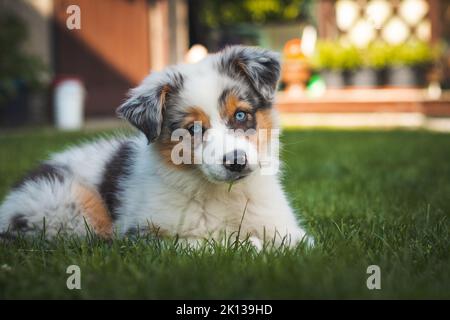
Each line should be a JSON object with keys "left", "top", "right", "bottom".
{"left": 347, "top": 42, "right": 391, "bottom": 87}
{"left": 386, "top": 41, "right": 434, "bottom": 87}
{"left": 313, "top": 41, "right": 347, "bottom": 88}
{"left": 281, "top": 38, "right": 311, "bottom": 94}
{"left": 314, "top": 41, "right": 365, "bottom": 88}
{"left": 0, "top": 13, "right": 45, "bottom": 127}
{"left": 342, "top": 45, "right": 382, "bottom": 87}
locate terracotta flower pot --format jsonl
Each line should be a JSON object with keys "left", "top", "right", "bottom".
{"left": 281, "top": 59, "right": 310, "bottom": 94}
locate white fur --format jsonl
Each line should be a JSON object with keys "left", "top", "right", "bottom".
{"left": 115, "top": 136, "right": 310, "bottom": 248}
{"left": 0, "top": 47, "right": 313, "bottom": 248}
{"left": 0, "top": 138, "right": 122, "bottom": 237}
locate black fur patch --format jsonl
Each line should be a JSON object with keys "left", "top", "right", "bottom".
{"left": 10, "top": 214, "right": 29, "bottom": 231}
{"left": 13, "top": 163, "right": 68, "bottom": 190}
{"left": 0, "top": 232, "right": 17, "bottom": 241}
{"left": 98, "top": 141, "right": 135, "bottom": 220}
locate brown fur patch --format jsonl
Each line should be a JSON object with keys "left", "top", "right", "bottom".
{"left": 220, "top": 93, "right": 252, "bottom": 120}
{"left": 156, "top": 106, "right": 210, "bottom": 169}
{"left": 182, "top": 107, "right": 211, "bottom": 128}
{"left": 159, "top": 84, "right": 171, "bottom": 107}
{"left": 74, "top": 184, "right": 113, "bottom": 238}
{"left": 252, "top": 108, "right": 274, "bottom": 149}
{"left": 255, "top": 108, "right": 273, "bottom": 130}
{"left": 220, "top": 93, "right": 255, "bottom": 131}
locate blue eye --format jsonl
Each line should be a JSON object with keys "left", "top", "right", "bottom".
{"left": 235, "top": 111, "right": 247, "bottom": 122}
{"left": 189, "top": 123, "right": 204, "bottom": 135}
{"left": 193, "top": 123, "right": 202, "bottom": 133}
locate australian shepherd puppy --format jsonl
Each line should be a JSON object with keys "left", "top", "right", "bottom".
{"left": 0, "top": 46, "right": 312, "bottom": 249}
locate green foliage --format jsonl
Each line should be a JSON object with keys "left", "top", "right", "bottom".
{"left": 365, "top": 42, "right": 392, "bottom": 69}
{"left": 314, "top": 40, "right": 440, "bottom": 70}
{"left": 200, "top": 0, "right": 307, "bottom": 28}
{"left": 389, "top": 41, "right": 436, "bottom": 67}
{"left": 312, "top": 41, "right": 339, "bottom": 70}
{"left": 341, "top": 45, "right": 363, "bottom": 70}
{"left": 313, "top": 41, "right": 362, "bottom": 70}
{"left": 0, "top": 129, "right": 449, "bottom": 298}
{"left": 0, "top": 13, "right": 46, "bottom": 104}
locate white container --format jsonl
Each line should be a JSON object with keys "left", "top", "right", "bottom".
{"left": 54, "top": 78, "right": 85, "bottom": 130}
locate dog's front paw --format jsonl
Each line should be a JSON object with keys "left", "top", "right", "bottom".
{"left": 285, "top": 227, "right": 315, "bottom": 248}
{"left": 302, "top": 234, "right": 315, "bottom": 248}
{"left": 249, "top": 236, "right": 263, "bottom": 251}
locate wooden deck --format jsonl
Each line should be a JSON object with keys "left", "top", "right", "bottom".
{"left": 275, "top": 88, "right": 450, "bottom": 116}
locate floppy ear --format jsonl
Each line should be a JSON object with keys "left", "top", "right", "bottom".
{"left": 218, "top": 46, "right": 281, "bottom": 102}
{"left": 116, "top": 70, "right": 184, "bottom": 143}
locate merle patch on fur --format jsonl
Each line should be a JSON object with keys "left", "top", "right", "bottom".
{"left": 117, "top": 70, "right": 184, "bottom": 143}
{"left": 99, "top": 141, "right": 135, "bottom": 220}
{"left": 217, "top": 46, "right": 280, "bottom": 104}
{"left": 13, "top": 163, "right": 68, "bottom": 190}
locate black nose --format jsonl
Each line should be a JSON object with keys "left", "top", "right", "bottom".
{"left": 223, "top": 149, "right": 247, "bottom": 172}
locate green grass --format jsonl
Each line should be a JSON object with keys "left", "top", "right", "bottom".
{"left": 0, "top": 128, "right": 449, "bottom": 299}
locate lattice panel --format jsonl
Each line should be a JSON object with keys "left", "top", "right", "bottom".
{"left": 335, "top": 0, "right": 431, "bottom": 47}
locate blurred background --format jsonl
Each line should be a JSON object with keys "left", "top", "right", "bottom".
{"left": 1, "top": 0, "right": 450, "bottom": 130}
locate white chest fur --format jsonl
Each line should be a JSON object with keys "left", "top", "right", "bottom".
{"left": 115, "top": 141, "right": 306, "bottom": 246}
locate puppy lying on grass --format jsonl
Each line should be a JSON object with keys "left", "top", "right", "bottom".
{"left": 0, "top": 46, "right": 313, "bottom": 249}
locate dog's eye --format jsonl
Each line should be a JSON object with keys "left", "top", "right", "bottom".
{"left": 188, "top": 122, "right": 204, "bottom": 136}
{"left": 234, "top": 111, "right": 247, "bottom": 122}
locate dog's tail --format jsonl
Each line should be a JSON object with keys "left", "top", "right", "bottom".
{"left": 0, "top": 163, "right": 112, "bottom": 239}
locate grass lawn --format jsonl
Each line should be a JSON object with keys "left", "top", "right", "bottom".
{"left": 0, "top": 128, "right": 449, "bottom": 299}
